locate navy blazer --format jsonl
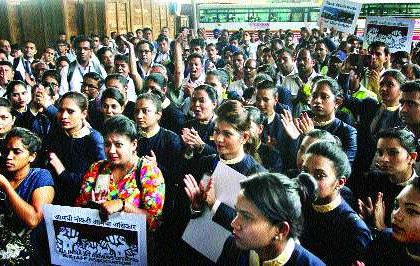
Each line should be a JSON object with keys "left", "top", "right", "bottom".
{"left": 217, "top": 236, "right": 325, "bottom": 266}
{"left": 316, "top": 118, "right": 358, "bottom": 165}
{"left": 261, "top": 113, "right": 299, "bottom": 171}
{"left": 364, "top": 228, "right": 419, "bottom": 266}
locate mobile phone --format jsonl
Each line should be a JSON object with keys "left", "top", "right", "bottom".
{"left": 348, "top": 54, "right": 372, "bottom": 68}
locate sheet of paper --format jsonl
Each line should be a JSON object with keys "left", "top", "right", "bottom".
{"left": 182, "top": 161, "right": 246, "bottom": 262}
{"left": 182, "top": 208, "right": 231, "bottom": 262}
{"left": 43, "top": 204, "right": 147, "bottom": 266}
{"left": 363, "top": 16, "right": 415, "bottom": 53}
{"left": 212, "top": 161, "right": 247, "bottom": 208}
{"left": 318, "top": 0, "right": 362, "bottom": 34}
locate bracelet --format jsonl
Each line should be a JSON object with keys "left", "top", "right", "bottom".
{"left": 190, "top": 205, "right": 204, "bottom": 218}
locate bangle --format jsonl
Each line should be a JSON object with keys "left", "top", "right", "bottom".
{"left": 120, "top": 199, "right": 125, "bottom": 211}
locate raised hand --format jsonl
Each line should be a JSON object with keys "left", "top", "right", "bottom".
{"left": 358, "top": 192, "right": 386, "bottom": 230}
{"left": 295, "top": 112, "right": 314, "bottom": 135}
{"left": 49, "top": 152, "right": 65, "bottom": 175}
{"left": 184, "top": 174, "right": 205, "bottom": 210}
{"left": 204, "top": 178, "right": 216, "bottom": 209}
{"left": 280, "top": 109, "right": 301, "bottom": 139}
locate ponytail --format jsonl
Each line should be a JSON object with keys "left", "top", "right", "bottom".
{"left": 294, "top": 172, "right": 318, "bottom": 212}
{"left": 245, "top": 131, "right": 262, "bottom": 164}
{"left": 240, "top": 172, "right": 318, "bottom": 239}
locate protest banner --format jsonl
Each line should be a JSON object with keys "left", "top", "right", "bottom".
{"left": 363, "top": 16, "right": 415, "bottom": 53}
{"left": 182, "top": 162, "right": 246, "bottom": 262}
{"left": 43, "top": 204, "right": 147, "bottom": 266}
{"left": 318, "top": 0, "right": 362, "bottom": 34}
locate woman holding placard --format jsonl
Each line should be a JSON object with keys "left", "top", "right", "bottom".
{"left": 75, "top": 115, "right": 165, "bottom": 231}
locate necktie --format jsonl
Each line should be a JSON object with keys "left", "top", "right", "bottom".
{"left": 24, "top": 60, "right": 32, "bottom": 75}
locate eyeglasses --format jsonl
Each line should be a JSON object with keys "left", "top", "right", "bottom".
{"left": 42, "top": 82, "right": 59, "bottom": 87}
{"left": 244, "top": 65, "right": 257, "bottom": 70}
{"left": 76, "top": 47, "right": 91, "bottom": 52}
{"left": 81, "top": 82, "right": 99, "bottom": 89}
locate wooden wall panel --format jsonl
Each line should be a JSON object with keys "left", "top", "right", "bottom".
{"left": 130, "top": 0, "right": 144, "bottom": 32}
{"left": 0, "top": 0, "right": 12, "bottom": 42}
{"left": 4, "top": 1, "right": 21, "bottom": 44}
{"left": 62, "top": 0, "right": 79, "bottom": 39}
{"left": 106, "top": 0, "right": 175, "bottom": 38}
{"left": 83, "top": 0, "right": 106, "bottom": 35}
{"left": 0, "top": 0, "right": 176, "bottom": 55}
{"left": 105, "top": 2, "right": 118, "bottom": 35}
{"left": 40, "top": 0, "right": 66, "bottom": 46}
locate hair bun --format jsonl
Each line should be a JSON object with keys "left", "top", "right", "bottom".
{"left": 296, "top": 173, "right": 318, "bottom": 204}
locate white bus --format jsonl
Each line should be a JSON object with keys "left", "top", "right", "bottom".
{"left": 197, "top": 1, "right": 420, "bottom": 40}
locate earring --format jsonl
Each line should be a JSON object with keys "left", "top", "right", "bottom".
{"left": 274, "top": 235, "right": 279, "bottom": 241}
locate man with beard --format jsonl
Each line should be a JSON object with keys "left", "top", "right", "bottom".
{"left": 60, "top": 36, "right": 106, "bottom": 94}
{"left": 362, "top": 41, "right": 390, "bottom": 96}
{"left": 282, "top": 48, "right": 319, "bottom": 109}
{"left": 275, "top": 47, "right": 298, "bottom": 86}
{"left": 227, "top": 59, "right": 257, "bottom": 102}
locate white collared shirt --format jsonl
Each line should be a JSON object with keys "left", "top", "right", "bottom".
{"left": 180, "top": 73, "right": 206, "bottom": 115}
{"left": 228, "top": 79, "right": 247, "bottom": 98}
{"left": 60, "top": 60, "right": 107, "bottom": 95}
{"left": 282, "top": 70, "right": 318, "bottom": 98}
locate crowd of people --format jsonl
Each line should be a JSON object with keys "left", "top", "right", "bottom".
{"left": 0, "top": 23, "right": 419, "bottom": 265}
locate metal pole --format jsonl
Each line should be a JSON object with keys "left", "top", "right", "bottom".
{"left": 191, "top": 0, "right": 198, "bottom": 36}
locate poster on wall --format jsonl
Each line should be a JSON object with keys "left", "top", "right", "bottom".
{"left": 363, "top": 16, "right": 415, "bottom": 53}
{"left": 318, "top": 0, "right": 362, "bottom": 34}
{"left": 43, "top": 204, "right": 147, "bottom": 266}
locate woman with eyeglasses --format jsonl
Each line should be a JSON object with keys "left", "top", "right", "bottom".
{"left": 357, "top": 128, "right": 418, "bottom": 233}
{"left": 0, "top": 128, "right": 54, "bottom": 264}
{"left": 300, "top": 141, "right": 371, "bottom": 265}
{"left": 217, "top": 172, "right": 325, "bottom": 266}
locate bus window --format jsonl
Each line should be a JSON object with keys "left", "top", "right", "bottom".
{"left": 409, "top": 5, "right": 420, "bottom": 17}
{"left": 308, "top": 11, "right": 319, "bottom": 22}
{"left": 255, "top": 8, "right": 269, "bottom": 22}
{"left": 218, "top": 11, "right": 229, "bottom": 23}
{"left": 276, "top": 9, "right": 292, "bottom": 22}
{"left": 291, "top": 11, "right": 304, "bottom": 22}
{"left": 235, "top": 9, "right": 248, "bottom": 22}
